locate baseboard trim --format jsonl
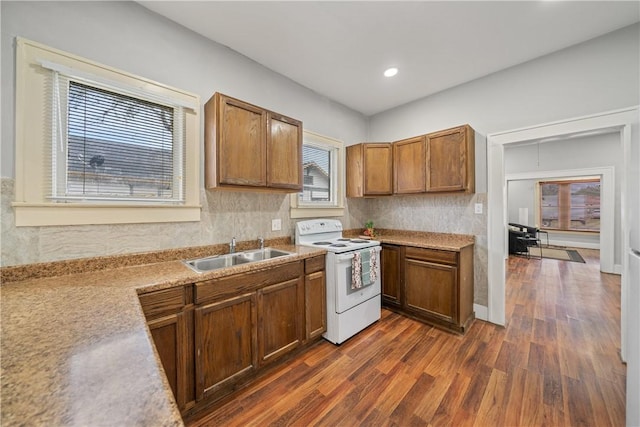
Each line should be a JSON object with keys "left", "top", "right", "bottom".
{"left": 548, "top": 239, "right": 600, "bottom": 250}
{"left": 614, "top": 264, "right": 623, "bottom": 275}
{"left": 474, "top": 304, "right": 489, "bottom": 321}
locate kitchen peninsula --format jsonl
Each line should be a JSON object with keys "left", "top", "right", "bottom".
{"left": 0, "top": 241, "right": 325, "bottom": 426}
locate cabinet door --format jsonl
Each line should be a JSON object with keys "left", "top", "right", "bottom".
{"left": 346, "top": 144, "right": 364, "bottom": 197}
{"left": 267, "top": 113, "right": 302, "bottom": 190}
{"left": 258, "top": 278, "right": 303, "bottom": 366}
{"left": 381, "top": 244, "right": 401, "bottom": 307}
{"left": 363, "top": 143, "right": 393, "bottom": 195}
{"left": 394, "top": 136, "right": 426, "bottom": 194}
{"left": 194, "top": 293, "right": 257, "bottom": 400}
{"left": 148, "top": 312, "right": 190, "bottom": 410}
{"left": 305, "top": 270, "right": 326, "bottom": 341}
{"left": 404, "top": 258, "right": 457, "bottom": 324}
{"left": 426, "top": 125, "right": 473, "bottom": 192}
{"left": 218, "top": 95, "right": 267, "bottom": 186}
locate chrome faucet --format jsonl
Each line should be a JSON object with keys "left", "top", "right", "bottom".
{"left": 258, "top": 236, "right": 265, "bottom": 250}
{"left": 229, "top": 237, "right": 236, "bottom": 254}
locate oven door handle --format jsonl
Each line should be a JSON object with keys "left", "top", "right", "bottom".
{"left": 335, "top": 246, "right": 381, "bottom": 262}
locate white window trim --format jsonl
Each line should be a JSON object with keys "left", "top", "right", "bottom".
{"left": 13, "top": 38, "right": 201, "bottom": 226}
{"left": 290, "top": 130, "right": 345, "bottom": 219}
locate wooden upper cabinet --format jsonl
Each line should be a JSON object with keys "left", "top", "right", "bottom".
{"left": 267, "top": 112, "right": 302, "bottom": 190}
{"left": 346, "top": 143, "right": 393, "bottom": 198}
{"left": 426, "top": 125, "right": 475, "bottom": 193}
{"left": 394, "top": 136, "right": 426, "bottom": 194}
{"left": 204, "top": 93, "right": 302, "bottom": 192}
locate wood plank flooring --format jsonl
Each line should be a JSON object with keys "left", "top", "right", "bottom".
{"left": 188, "top": 249, "right": 625, "bottom": 426}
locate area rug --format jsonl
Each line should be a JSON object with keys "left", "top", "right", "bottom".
{"left": 528, "top": 247, "right": 586, "bottom": 263}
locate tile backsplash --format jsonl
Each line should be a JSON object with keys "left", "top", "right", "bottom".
{"left": 359, "top": 192, "right": 488, "bottom": 306}
{"left": 2, "top": 177, "right": 487, "bottom": 306}
{"left": 1, "top": 178, "right": 296, "bottom": 266}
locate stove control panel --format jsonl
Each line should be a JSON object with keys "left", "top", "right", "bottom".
{"left": 296, "top": 219, "right": 343, "bottom": 236}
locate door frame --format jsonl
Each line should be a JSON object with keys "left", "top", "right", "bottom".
{"left": 486, "top": 107, "right": 637, "bottom": 363}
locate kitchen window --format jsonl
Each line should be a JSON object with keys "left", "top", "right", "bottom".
{"left": 13, "top": 38, "right": 200, "bottom": 226}
{"left": 54, "top": 80, "right": 184, "bottom": 203}
{"left": 539, "top": 178, "right": 601, "bottom": 232}
{"left": 290, "top": 130, "right": 344, "bottom": 218}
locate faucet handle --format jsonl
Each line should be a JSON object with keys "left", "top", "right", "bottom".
{"left": 258, "top": 236, "right": 264, "bottom": 249}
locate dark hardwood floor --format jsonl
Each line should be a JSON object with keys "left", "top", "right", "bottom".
{"left": 189, "top": 249, "right": 625, "bottom": 426}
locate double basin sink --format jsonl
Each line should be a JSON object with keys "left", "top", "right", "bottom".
{"left": 184, "top": 247, "right": 294, "bottom": 273}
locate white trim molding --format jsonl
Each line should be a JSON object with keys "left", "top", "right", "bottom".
{"left": 487, "top": 106, "right": 637, "bottom": 333}
{"left": 474, "top": 304, "right": 489, "bottom": 322}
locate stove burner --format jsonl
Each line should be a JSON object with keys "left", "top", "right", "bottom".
{"left": 337, "top": 238, "right": 351, "bottom": 241}
{"left": 350, "top": 239, "right": 369, "bottom": 243}
{"left": 313, "top": 241, "right": 333, "bottom": 245}
{"left": 330, "top": 243, "right": 348, "bottom": 248}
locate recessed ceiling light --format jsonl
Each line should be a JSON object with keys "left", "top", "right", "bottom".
{"left": 384, "top": 67, "right": 398, "bottom": 77}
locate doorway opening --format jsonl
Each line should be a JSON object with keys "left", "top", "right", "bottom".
{"left": 486, "top": 106, "right": 636, "bottom": 362}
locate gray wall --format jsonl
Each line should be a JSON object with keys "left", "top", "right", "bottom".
{"left": 0, "top": 1, "right": 368, "bottom": 266}
{"left": 365, "top": 23, "right": 639, "bottom": 306}
{"left": 368, "top": 23, "right": 640, "bottom": 140}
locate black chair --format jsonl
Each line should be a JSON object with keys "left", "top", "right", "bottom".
{"left": 508, "top": 223, "right": 542, "bottom": 259}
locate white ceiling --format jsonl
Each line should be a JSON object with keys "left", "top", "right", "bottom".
{"left": 138, "top": 1, "right": 640, "bottom": 116}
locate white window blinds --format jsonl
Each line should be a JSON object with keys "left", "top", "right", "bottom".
{"left": 299, "top": 143, "right": 334, "bottom": 204}
{"left": 49, "top": 73, "right": 186, "bottom": 203}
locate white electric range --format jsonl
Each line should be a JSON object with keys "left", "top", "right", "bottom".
{"left": 295, "top": 219, "right": 381, "bottom": 344}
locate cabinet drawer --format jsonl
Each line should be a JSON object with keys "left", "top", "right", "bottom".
{"left": 139, "top": 286, "right": 185, "bottom": 319}
{"left": 195, "top": 261, "right": 303, "bottom": 305}
{"left": 405, "top": 247, "right": 457, "bottom": 265}
{"left": 304, "top": 255, "right": 325, "bottom": 274}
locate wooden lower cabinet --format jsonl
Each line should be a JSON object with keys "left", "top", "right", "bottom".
{"left": 258, "top": 278, "right": 303, "bottom": 365}
{"left": 194, "top": 293, "right": 257, "bottom": 400}
{"left": 404, "top": 258, "right": 457, "bottom": 324}
{"left": 141, "top": 256, "right": 329, "bottom": 421}
{"left": 140, "top": 286, "right": 195, "bottom": 412}
{"left": 304, "top": 255, "right": 326, "bottom": 341}
{"left": 381, "top": 244, "right": 474, "bottom": 334}
{"left": 381, "top": 244, "right": 402, "bottom": 307}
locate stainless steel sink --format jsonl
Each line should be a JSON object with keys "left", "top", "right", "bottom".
{"left": 183, "top": 248, "right": 293, "bottom": 273}
{"left": 233, "top": 248, "right": 292, "bottom": 262}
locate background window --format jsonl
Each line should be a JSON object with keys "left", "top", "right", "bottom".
{"left": 540, "top": 178, "right": 600, "bottom": 232}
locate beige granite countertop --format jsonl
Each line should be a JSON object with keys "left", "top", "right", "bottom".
{"left": 0, "top": 244, "right": 325, "bottom": 426}
{"left": 344, "top": 228, "right": 475, "bottom": 251}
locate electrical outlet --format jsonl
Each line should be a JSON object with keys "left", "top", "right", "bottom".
{"left": 271, "top": 218, "right": 282, "bottom": 231}
{"left": 474, "top": 203, "right": 483, "bottom": 214}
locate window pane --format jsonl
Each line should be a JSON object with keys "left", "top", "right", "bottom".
{"left": 299, "top": 144, "right": 332, "bottom": 203}
{"left": 540, "top": 183, "right": 559, "bottom": 228}
{"left": 570, "top": 181, "right": 600, "bottom": 231}
{"left": 66, "top": 81, "right": 176, "bottom": 200}
{"left": 539, "top": 179, "right": 600, "bottom": 232}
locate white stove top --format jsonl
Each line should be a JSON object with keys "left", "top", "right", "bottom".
{"left": 295, "top": 219, "right": 380, "bottom": 253}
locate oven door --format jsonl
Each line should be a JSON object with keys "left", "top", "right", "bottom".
{"left": 333, "top": 246, "right": 381, "bottom": 314}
